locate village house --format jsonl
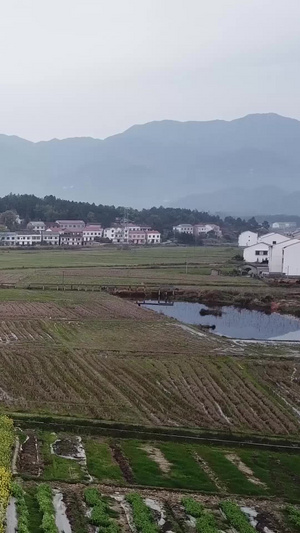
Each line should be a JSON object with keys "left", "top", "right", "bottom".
{"left": 42, "top": 228, "right": 61, "bottom": 246}
{"left": 238, "top": 231, "right": 258, "bottom": 247}
{"left": 60, "top": 232, "right": 83, "bottom": 246}
{"left": 83, "top": 225, "right": 103, "bottom": 243}
{"left": 27, "top": 221, "right": 46, "bottom": 232}
{"left": 146, "top": 230, "right": 161, "bottom": 244}
{"left": 15, "top": 231, "right": 41, "bottom": 246}
{"left": 194, "top": 223, "right": 222, "bottom": 237}
{"left": 128, "top": 229, "right": 146, "bottom": 245}
{"left": 243, "top": 241, "right": 270, "bottom": 263}
{"left": 282, "top": 241, "right": 300, "bottom": 277}
{"left": 56, "top": 220, "right": 85, "bottom": 230}
{"left": 257, "top": 232, "right": 288, "bottom": 246}
{"left": 268, "top": 239, "right": 300, "bottom": 274}
{"left": 0, "top": 232, "right": 17, "bottom": 246}
{"left": 173, "top": 224, "right": 194, "bottom": 234}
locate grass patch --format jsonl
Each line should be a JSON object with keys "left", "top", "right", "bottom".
{"left": 40, "top": 432, "right": 85, "bottom": 482}
{"left": 238, "top": 449, "right": 300, "bottom": 501}
{"left": 24, "top": 486, "right": 43, "bottom": 533}
{"left": 196, "top": 446, "right": 266, "bottom": 496}
{"left": 121, "top": 440, "right": 217, "bottom": 491}
{"left": 85, "top": 439, "right": 123, "bottom": 483}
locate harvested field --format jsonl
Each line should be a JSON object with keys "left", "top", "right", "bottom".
{"left": 0, "top": 320, "right": 56, "bottom": 344}
{"left": 0, "top": 343, "right": 299, "bottom": 432}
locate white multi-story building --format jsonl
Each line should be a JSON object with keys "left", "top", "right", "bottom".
{"left": 173, "top": 224, "right": 194, "bottom": 234}
{"left": 238, "top": 231, "right": 258, "bottom": 247}
{"left": 27, "top": 221, "right": 46, "bottom": 232}
{"left": 0, "top": 232, "right": 17, "bottom": 246}
{"left": 283, "top": 241, "right": 300, "bottom": 277}
{"left": 60, "top": 232, "right": 83, "bottom": 246}
{"left": 243, "top": 242, "right": 270, "bottom": 263}
{"left": 194, "top": 224, "right": 222, "bottom": 237}
{"left": 146, "top": 231, "right": 161, "bottom": 244}
{"left": 56, "top": 220, "right": 85, "bottom": 230}
{"left": 257, "top": 232, "right": 288, "bottom": 246}
{"left": 15, "top": 232, "right": 41, "bottom": 246}
{"left": 42, "top": 229, "right": 61, "bottom": 246}
{"left": 269, "top": 239, "right": 300, "bottom": 274}
{"left": 83, "top": 225, "right": 103, "bottom": 243}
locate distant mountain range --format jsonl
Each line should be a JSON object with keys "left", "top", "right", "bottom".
{"left": 1, "top": 113, "right": 300, "bottom": 215}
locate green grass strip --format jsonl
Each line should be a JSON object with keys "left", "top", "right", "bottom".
{"left": 36, "top": 484, "right": 57, "bottom": 533}
{"left": 182, "top": 497, "right": 218, "bottom": 532}
{"left": 83, "top": 487, "right": 119, "bottom": 531}
{"left": 220, "top": 501, "right": 256, "bottom": 532}
{"left": 11, "top": 482, "right": 30, "bottom": 533}
{"left": 126, "top": 493, "right": 158, "bottom": 533}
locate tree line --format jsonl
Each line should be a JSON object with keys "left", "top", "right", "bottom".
{"left": 0, "top": 193, "right": 266, "bottom": 238}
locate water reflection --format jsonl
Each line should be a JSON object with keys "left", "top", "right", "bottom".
{"left": 142, "top": 301, "right": 300, "bottom": 341}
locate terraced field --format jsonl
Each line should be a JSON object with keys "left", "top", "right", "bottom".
{"left": 2, "top": 423, "right": 300, "bottom": 532}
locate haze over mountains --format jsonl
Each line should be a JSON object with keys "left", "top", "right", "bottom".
{"left": 1, "top": 113, "right": 300, "bottom": 215}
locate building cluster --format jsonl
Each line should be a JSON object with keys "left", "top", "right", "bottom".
{"left": 239, "top": 230, "right": 300, "bottom": 277}
{"left": 0, "top": 219, "right": 161, "bottom": 247}
{"left": 173, "top": 223, "right": 222, "bottom": 237}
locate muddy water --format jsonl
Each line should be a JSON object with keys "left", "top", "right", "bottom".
{"left": 142, "top": 301, "right": 300, "bottom": 341}
{"left": 143, "top": 302, "right": 300, "bottom": 341}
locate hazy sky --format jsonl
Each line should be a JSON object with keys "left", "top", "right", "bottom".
{"left": 1, "top": 0, "right": 300, "bottom": 141}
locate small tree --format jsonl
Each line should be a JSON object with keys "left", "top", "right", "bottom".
{"left": 0, "top": 210, "right": 18, "bottom": 231}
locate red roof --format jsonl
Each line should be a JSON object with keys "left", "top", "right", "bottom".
{"left": 84, "top": 225, "right": 102, "bottom": 231}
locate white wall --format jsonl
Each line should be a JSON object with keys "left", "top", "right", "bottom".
{"left": 269, "top": 239, "right": 299, "bottom": 273}
{"left": 257, "top": 232, "right": 287, "bottom": 245}
{"left": 283, "top": 242, "right": 300, "bottom": 276}
{"left": 243, "top": 242, "right": 270, "bottom": 263}
{"left": 238, "top": 231, "right": 258, "bottom": 247}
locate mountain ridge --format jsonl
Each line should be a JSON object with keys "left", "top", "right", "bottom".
{"left": 0, "top": 113, "right": 299, "bottom": 214}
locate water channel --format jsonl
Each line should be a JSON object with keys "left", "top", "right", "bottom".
{"left": 142, "top": 301, "right": 300, "bottom": 341}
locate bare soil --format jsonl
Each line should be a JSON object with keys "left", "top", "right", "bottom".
{"left": 110, "top": 443, "right": 134, "bottom": 483}
{"left": 225, "top": 453, "right": 267, "bottom": 487}
{"left": 141, "top": 445, "right": 171, "bottom": 474}
{"left": 18, "top": 431, "right": 43, "bottom": 477}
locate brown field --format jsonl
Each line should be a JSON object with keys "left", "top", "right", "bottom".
{"left": 0, "top": 247, "right": 299, "bottom": 437}
{"left": 0, "top": 289, "right": 298, "bottom": 434}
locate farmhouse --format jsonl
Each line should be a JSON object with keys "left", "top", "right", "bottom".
{"left": 146, "top": 230, "right": 161, "bottom": 244}
{"left": 257, "top": 232, "right": 288, "bottom": 246}
{"left": 83, "top": 225, "right": 103, "bottom": 243}
{"left": 194, "top": 224, "right": 222, "bottom": 237}
{"left": 60, "top": 232, "right": 83, "bottom": 246}
{"left": 42, "top": 228, "right": 61, "bottom": 246}
{"left": 238, "top": 231, "right": 258, "bottom": 247}
{"left": 282, "top": 241, "right": 300, "bottom": 277}
{"left": 269, "top": 239, "right": 300, "bottom": 274}
{"left": 173, "top": 224, "right": 193, "bottom": 234}
{"left": 56, "top": 220, "right": 85, "bottom": 230}
{"left": 243, "top": 242, "right": 270, "bottom": 263}
{"left": 27, "top": 221, "right": 46, "bottom": 232}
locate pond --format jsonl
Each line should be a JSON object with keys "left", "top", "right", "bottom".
{"left": 142, "top": 301, "right": 300, "bottom": 341}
